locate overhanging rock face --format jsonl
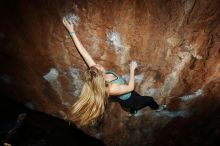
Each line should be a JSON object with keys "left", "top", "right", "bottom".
{"left": 0, "top": 0, "right": 219, "bottom": 146}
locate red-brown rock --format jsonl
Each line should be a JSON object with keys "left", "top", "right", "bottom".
{"left": 0, "top": 0, "right": 219, "bottom": 145}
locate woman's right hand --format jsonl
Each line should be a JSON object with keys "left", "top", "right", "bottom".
{"left": 129, "top": 61, "right": 138, "bottom": 71}
{"left": 63, "top": 18, "right": 74, "bottom": 32}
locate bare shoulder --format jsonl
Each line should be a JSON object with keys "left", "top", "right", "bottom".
{"left": 109, "top": 83, "right": 120, "bottom": 90}
{"left": 108, "top": 83, "right": 132, "bottom": 96}
{"left": 106, "top": 83, "right": 120, "bottom": 96}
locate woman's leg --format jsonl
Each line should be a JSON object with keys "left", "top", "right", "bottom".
{"left": 118, "top": 91, "right": 159, "bottom": 113}
{"left": 131, "top": 91, "right": 159, "bottom": 110}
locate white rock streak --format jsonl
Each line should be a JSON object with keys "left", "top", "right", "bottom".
{"left": 158, "top": 52, "right": 192, "bottom": 97}
{"left": 179, "top": 89, "right": 203, "bottom": 101}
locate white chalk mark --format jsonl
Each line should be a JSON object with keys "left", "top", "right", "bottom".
{"left": 121, "top": 74, "right": 129, "bottom": 83}
{"left": 43, "top": 68, "right": 59, "bottom": 81}
{"left": 122, "top": 73, "right": 144, "bottom": 83}
{"left": 106, "top": 31, "right": 124, "bottom": 54}
{"left": 69, "top": 67, "right": 84, "bottom": 97}
{"left": 64, "top": 13, "right": 79, "bottom": 26}
{"left": 134, "top": 74, "right": 144, "bottom": 84}
{"left": 43, "top": 68, "right": 63, "bottom": 101}
{"left": 145, "top": 88, "right": 157, "bottom": 97}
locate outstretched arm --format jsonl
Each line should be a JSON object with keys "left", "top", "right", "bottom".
{"left": 63, "top": 18, "right": 96, "bottom": 67}
{"left": 108, "top": 61, "right": 137, "bottom": 96}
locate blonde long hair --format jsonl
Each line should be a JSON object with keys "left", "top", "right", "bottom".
{"left": 69, "top": 66, "right": 108, "bottom": 127}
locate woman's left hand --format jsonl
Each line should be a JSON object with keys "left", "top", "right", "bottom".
{"left": 130, "top": 61, "right": 138, "bottom": 71}
{"left": 63, "top": 18, "right": 74, "bottom": 32}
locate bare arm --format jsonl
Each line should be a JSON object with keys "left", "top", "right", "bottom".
{"left": 108, "top": 61, "right": 137, "bottom": 96}
{"left": 63, "top": 18, "right": 96, "bottom": 67}
{"left": 70, "top": 33, "right": 96, "bottom": 67}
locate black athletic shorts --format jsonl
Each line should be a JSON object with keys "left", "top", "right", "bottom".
{"left": 110, "top": 91, "right": 159, "bottom": 113}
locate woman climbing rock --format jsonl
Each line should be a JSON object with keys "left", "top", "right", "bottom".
{"left": 62, "top": 18, "right": 166, "bottom": 127}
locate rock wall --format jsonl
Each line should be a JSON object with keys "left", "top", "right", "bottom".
{"left": 0, "top": 0, "right": 219, "bottom": 145}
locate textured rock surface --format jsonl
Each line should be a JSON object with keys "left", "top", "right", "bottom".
{"left": 0, "top": 0, "right": 220, "bottom": 145}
